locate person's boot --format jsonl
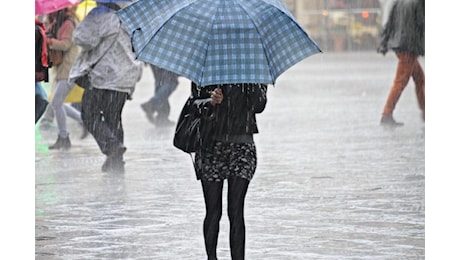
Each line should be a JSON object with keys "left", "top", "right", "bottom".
{"left": 101, "top": 156, "right": 114, "bottom": 172}
{"left": 101, "top": 155, "right": 125, "bottom": 173}
{"left": 140, "top": 102, "right": 155, "bottom": 124}
{"left": 101, "top": 145, "right": 126, "bottom": 173}
{"left": 380, "top": 115, "right": 404, "bottom": 127}
{"left": 49, "top": 135, "right": 71, "bottom": 150}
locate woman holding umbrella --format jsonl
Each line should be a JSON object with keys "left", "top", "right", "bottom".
{"left": 117, "top": 0, "right": 320, "bottom": 257}
{"left": 189, "top": 82, "right": 267, "bottom": 260}
{"left": 45, "top": 7, "right": 85, "bottom": 150}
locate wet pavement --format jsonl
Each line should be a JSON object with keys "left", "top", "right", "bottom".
{"left": 35, "top": 51, "right": 425, "bottom": 259}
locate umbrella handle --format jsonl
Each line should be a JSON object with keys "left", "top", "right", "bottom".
{"left": 130, "top": 29, "right": 139, "bottom": 53}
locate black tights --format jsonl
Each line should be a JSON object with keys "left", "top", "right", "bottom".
{"left": 201, "top": 176, "right": 249, "bottom": 260}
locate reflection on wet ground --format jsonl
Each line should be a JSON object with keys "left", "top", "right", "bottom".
{"left": 36, "top": 52, "right": 424, "bottom": 259}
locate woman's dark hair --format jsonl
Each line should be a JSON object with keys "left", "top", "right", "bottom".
{"left": 47, "top": 8, "right": 71, "bottom": 38}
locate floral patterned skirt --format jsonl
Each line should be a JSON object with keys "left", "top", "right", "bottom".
{"left": 195, "top": 141, "right": 257, "bottom": 182}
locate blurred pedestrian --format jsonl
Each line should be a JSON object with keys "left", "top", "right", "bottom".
{"left": 40, "top": 6, "right": 87, "bottom": 132}
{"left": 187, "top": 82, "right": 267, "bottom": 260}
{"left": 377, "top": 0, "right": 425, "bottom": 126}
{"left": 140, "top": 64, "right": 180, "bottom": 127}
{"left": 35, "top": 17, "right": 50, "bottom": 124}
{"left": 70, "top": 2, "right": 142, "bottom": 173}
{"left": 45, "top": 7, "right": 87, "bottom": 149}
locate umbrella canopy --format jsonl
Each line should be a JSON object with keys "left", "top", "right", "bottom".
{"left": 75, "top": 0, "right": 132, "bottom": 20}
{"left": 35, "top": 0, "right": 81, "bottom": 15}
{"left": 117, "top": 0, "right": 322, "bottom": 86}
{"left": 75, "top": 0, "right": 97, "bottom": 21}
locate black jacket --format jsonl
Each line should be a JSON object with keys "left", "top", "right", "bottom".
{"left": 190, "top": 82, "right": 267, "bottom": 143}
{"left": 379, "top": 0, "right": 424, "bottom": 56}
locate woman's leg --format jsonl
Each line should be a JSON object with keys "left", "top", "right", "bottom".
{"left": 201, "top": 180, "right": 224, "bottom": 260}
{"left": 382, "top": 52, "right": 416, "bottom": 115}
{"left": 381, "top": 52, "right": 416, "bottom": 121}
{"left": 64, "top": 103, "right": 88, "bottom": 139}
{"left": 50, "top": 79, "right": 73, "bottom": 138}
{"left": 64, "top": 103, "right": 83, "bottom": 125}
{"left": 40, "top": 105, "right": 55, "bottom": 125}
{"left": 227, "top": 176, "right": 249, "bottom": 260}
{"left": 412, "top": 59, "right": 425, "bottom": 119}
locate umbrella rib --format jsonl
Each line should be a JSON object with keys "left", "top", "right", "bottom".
{"left": 198, "top": 2, "right": 221, "bottom": 86}
{"left": 236, "top": 1, "right": 276, "bottom": 84}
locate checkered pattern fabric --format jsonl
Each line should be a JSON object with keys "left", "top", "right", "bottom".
{"left": 117, "top": 0, "right": 321, "bottom": 86}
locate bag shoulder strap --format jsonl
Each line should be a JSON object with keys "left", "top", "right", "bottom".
{"left": 91, "top": 20, "right": 121, "bottom": 68}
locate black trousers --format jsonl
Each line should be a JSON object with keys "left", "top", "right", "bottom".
{"left": 201, "top": 176, "right": 249, "bottom": 260}
{"left": 81, "top": 88, "right": 128, "bottom": 156}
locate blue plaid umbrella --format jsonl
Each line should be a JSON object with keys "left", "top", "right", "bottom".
{"left": 117, "top": 0, "right": 321, "bottom": 86}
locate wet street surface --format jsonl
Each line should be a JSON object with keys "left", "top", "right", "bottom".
{"left": 35, "top": 51, "right": 425, "bottom": 259}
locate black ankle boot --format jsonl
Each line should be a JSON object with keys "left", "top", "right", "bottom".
{"left": 101, "top": 155, "right": 125, "bottom": 173}
{"left": 49, "top": 135, "right": 71, "bottom": 150}
{"left": 101, "top": 145, "right": 126, "bottom": 173}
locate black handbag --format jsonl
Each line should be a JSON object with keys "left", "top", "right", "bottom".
{"left": 74, "top": 74, "right": 91, "bottom": 89}
{"left": 173, "top": 98, "right": 201, "bottom": 153}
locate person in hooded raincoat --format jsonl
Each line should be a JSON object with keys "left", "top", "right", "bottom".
{"left": 69, "top": 2, "right": 142, "bottom": 173}
{"left": 377, "top": 0, "right": 425, "bottom": 126}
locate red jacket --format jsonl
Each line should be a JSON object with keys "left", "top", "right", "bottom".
{"left": 35, "top": 18, "right": 49, "bottom": 82}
